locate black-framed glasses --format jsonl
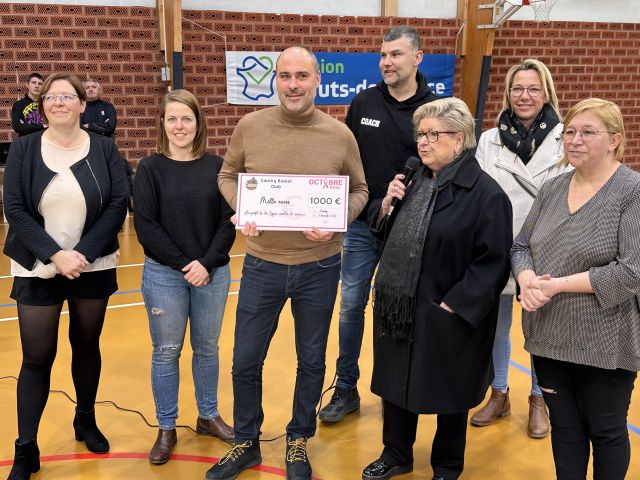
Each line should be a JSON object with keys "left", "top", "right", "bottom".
{"left": 562, "top": 128, "right": 616, "bottom": 140}
{"left": 509, "top": 86, "right": 543, "bottom": 97}
{"left": 415, "top": 130, "right": 457, "bottom": 143}
{"left": 42, "top": 94, "right": 79, "bottom": 103}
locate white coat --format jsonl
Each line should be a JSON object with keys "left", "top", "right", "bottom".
{"left": 476, "top": 122, "right": 570, "bottom": 294}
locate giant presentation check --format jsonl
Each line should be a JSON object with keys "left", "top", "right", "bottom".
{"left": 236, "top": 173, "right": 350, "bottom": 231}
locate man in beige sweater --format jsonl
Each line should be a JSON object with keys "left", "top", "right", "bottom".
{"left": 206, "top": 46, "right": 368, "bottom": 480}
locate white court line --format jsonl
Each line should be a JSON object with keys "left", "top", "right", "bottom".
{"left": 0, "top": 290, "right": 240, "bottom": 323}
{"left": 0, "top": 254, "right": 247, "bottom": 280}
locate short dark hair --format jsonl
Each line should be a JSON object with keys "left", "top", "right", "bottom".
{"left": 157, "top": 89, "right": 208, "bottom": 159}
{"left": 382, "top": 26, "right": 421, "bottom": 51}
{"left": 26, "top": 72, "right": 43, "bottom": 82}
{"left": 38, "top": 72, "right": 86, "bottom": 124}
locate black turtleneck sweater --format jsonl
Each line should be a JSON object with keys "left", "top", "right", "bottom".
{"left": 345, "top": 71, "right": 438, "bottom": 220}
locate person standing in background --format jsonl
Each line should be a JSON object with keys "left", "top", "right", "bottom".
{"left": 320, "top": 26, "right": 438, "bottom": 424}
{"left": 81, "top": 79, "right": 117, "bottom": 138}
{"left": 472, "top": 58, "right": 570, "bottom": 438}
{"left": 11, "top": 73, "right": 46, "bottom": 137}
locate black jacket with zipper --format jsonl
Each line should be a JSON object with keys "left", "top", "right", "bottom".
{"left": 3, "top": 131, "right": 128, "bottom": 270}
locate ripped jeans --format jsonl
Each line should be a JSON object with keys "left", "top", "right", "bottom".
{"left": 142, "top": 257, "right": 230, "bottom": 430}
{"left": 533, "top": 355, "right": 637, "bottom": 480}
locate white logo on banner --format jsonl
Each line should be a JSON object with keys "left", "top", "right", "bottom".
{"left": 226, "top": 52, "right": 280, "bottom": 105}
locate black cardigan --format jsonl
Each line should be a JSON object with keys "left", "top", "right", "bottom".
{"left": 3, "top": 131, "right": 128, "bottom": 270}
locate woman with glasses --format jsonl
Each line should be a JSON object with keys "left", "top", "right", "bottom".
{"left": 362, "top": 98, "right": 512, "bottom": 480}
{"left": 472, "top": 58, "right": 571, "bottom": 438}
{"left": 3, "top": 73, "right": 128, "bottom": 479}
{"left": 134, "top": 90, "right": 235, "bottom": 465}
{"left": 512, "top": 98, "right": 640, "bottom": 479}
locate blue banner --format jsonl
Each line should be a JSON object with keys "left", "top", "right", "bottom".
{"left": 314, "top": 52, "right": 455, "bottom": 105}
{"left": 226, "top": 51, "right": 456, "bottom": 106}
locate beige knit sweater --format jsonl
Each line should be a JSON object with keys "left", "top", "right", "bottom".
{"left": 219, "top": 106, "right": 368, "bottom": 265}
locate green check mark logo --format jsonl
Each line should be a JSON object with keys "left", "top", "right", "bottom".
{"left": 246, "top": 56, "right": 274, "bottom": 85}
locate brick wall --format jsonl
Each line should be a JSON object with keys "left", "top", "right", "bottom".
{"left": 488, "top": 21, "right": 640, "bottom": 169}
{"left": 1, "top": 4, "right": 639, "bottom": 170}
{"left": 0, "top": 3, "right": 164, "bottom": 166}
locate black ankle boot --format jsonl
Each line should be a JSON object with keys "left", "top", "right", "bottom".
{"left": 73, "top": 408, "right": 110, "bottom": 454}
{"left": 7, "top": 439, "right": 40, "bottom": 480}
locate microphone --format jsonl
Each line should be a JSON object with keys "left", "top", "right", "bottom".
{"left": 386, "top": 156, "right": 421, "bottom": 216}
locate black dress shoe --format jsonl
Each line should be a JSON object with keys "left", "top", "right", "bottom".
{"left": 362, "top": 458, "right": 413, "bottom": 479}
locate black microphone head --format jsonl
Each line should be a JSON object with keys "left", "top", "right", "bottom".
{"left": 405, "top": 156, "right": 421, "bottom": 172}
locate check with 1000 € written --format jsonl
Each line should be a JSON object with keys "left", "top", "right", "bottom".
{"left": 235, "top": 173, "right": 350, "bottom": 232}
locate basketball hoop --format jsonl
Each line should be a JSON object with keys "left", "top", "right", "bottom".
{"left": 477, "top": 0, "right": 558, "bottom": 29}
{"left": 522, "top": 0, "right": 558, "bottom": 22}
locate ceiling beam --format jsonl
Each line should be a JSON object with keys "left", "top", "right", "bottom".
{"left": 381, "top": 0, "right": 398, "bottom": 17}
{"left": 458, "top": 0, "right": 497, "bottom": 117}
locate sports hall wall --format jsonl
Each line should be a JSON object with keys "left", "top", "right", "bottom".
{"left": 1, "top": 2, "right": 639, "bottom": 171}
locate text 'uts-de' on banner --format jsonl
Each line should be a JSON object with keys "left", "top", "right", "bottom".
{"left": 225, "top": 51, "right": 456, "bottom": 106}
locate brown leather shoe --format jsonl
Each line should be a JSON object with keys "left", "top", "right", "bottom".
{"left": 528, "top": 394, "right": 550, "bottom": 439}
{"left": 470, "top": 387, "right": 511, "bottom": 427}
{"left": 196, "top": 416, "right": 234, "bottom": 444}
{"left": 148, "top": 429, "right": 177, "bottom": 465}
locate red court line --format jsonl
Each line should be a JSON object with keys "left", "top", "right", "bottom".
{"left": 0, "top": 452, "right": 322, "bottom": 478}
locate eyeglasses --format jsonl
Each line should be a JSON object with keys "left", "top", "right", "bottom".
{"left": 42, "top": 94, "right": 79, "bottom": 103}
{"left": 562, "top": 128, "right": 616, "bottom": 140}
{"left": 509, "top": 86, "right": 543, "bottom": 97}
{"left": 415, "top": 130, "right": 457, "bottom": 143}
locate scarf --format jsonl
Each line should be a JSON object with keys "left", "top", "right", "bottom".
{"left": 498, "top": 103, "right": 559, "bottom": 164}
{"left": 372, "top": 149, "right": 471, "bottom": 341}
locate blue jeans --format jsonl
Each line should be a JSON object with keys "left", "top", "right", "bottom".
{"left": 336, "top": 219, "right": 383, "bottom": 390}
{"left": 492, "top": 294, "right": 541, "bottom": 396}
{"left": 232, "top": 253, "right": 341, "bottom": 441}
{"left": 142, "top": 257, "right": 231, "bottom": 430}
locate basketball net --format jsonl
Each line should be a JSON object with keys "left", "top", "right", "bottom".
{"left": 523, "top": 0, "right": 558, "bottom": 21}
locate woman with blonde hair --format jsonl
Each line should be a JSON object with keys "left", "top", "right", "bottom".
{"left": 134, "top": 89, "right": 236, "bottom": 465}
{"left": 512, "top": 98, "right": 640, "bottom": 479}
{"left": 472, "top": 58, "right": 571, "bottom": 438}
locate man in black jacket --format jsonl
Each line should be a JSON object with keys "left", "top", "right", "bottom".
{"left": 11, "top": 72, "right": 46, "bottom": 137}
{"left": 319, "top": 26, "right": 439, "bottom": 424}
{"left": 81, "top": 78, "right": 117, "bottom": 137}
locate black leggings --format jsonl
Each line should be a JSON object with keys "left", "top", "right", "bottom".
{"left": 16, "top": 297, "right": 108, "bottom": 442}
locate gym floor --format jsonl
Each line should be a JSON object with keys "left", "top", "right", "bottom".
{"left": 0, "top": 217, "right": 638, "bottom": 479}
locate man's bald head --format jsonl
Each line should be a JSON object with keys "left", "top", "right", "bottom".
{"left": 275, "top": 46, "right": 321, "bottom": 117}
{"left": 276, "top": 46, "right": 320, "bottom": 74}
